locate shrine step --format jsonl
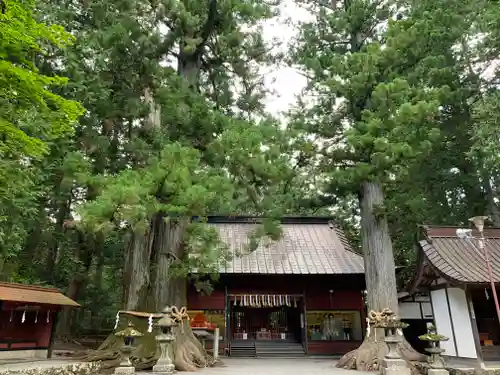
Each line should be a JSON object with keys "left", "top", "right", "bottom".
{"left": 482, "top": 345, "right": 500, "bottom": 361}
{"left": 229, "top": 341, "right": 256, "bottom": 358}
{"left": 255, "top": 341, "right": 305, "bottom": 358}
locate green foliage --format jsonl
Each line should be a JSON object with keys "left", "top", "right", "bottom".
{"left": 80, "top": 143, "right": 234, "bottom": 233}
{"left": 0, "top": 0, "right": 83, "bottom": 158}
{"left": 290, "top": 0, "right": 474, "bottom": 192}
{"left": 0, "top": 0, "right": 83, "bottom": 267}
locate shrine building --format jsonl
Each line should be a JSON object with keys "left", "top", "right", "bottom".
{"left": 406, "top": 225, "right": 500, "bottom": 367}
{"left": 0, "top": 282, "right": 80, "bottom": 360}
{"left": 187, "top": 216, "right": 366, "bottom": 357}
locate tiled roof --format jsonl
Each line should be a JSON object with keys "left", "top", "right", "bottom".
{"left": 418, "top": 226, "right": 500, "bottom": 284}
{"left": 209, "top": 217, "right": 364, "bottom": 275}
{"left": 0, "top": 282, "right": 80, "bottom": 307}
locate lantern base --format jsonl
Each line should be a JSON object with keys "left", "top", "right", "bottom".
{"left": 428, "top": 369, "right": 449, "bottom": 375}
{"left": 114, "top": 366, "right": 136, "bottom": 374}
{"left": 152, "top": 362, "right": 175, "bottom": 374}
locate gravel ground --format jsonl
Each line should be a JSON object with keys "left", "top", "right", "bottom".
{"left": 0, "top": 357, "right": 370, "bottom": 374}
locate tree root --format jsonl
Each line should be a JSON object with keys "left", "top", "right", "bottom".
{"left": 74, "top": 315, "right": 214, "bottom": 371}
{"left": 173, "top": 320, "right": 207, "bottom": 371}
{"left": 336, "top": 335, "right": 425, "bottom": 372}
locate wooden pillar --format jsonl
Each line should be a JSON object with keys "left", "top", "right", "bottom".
{"left": 302, "top": 290, "right": 308, "bottom": 354}
{"left": 225, "top": 287, "right": 230, "bottom": 345}
{"left": 47, "top": 311, "right": 59, "bottom": 359}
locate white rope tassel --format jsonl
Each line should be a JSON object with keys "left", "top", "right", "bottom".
{"left": 114, "top": 311, "right": 120, "bottom": 330}
{"left": 148, "top": 314, "right": 153, "bottom": 333}
{"left": 21, "top": 309, "right": 26, "bottom": 323}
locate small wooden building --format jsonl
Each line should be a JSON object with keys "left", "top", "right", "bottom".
{"left": 407, "top": 226, "right": 500, "bottom": 367}
{"left": 0, "top": 282, "right": 80, "bottom": 360}
{"left": 187, "top": 216, "right": 366, "bottom": 357}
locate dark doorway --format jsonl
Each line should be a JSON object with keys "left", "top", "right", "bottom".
{"left": 230, "top": 306, "right": 302, "bottom": 342}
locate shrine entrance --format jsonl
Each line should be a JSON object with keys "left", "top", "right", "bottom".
{"left": 228, "top": 294, "right": 304, "bottom": 343}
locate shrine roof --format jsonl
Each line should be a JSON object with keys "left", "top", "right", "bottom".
{"left": 0, "top": 282, "right": 80, "bottom": 307}
{"left": 208, "top": 216, "right": 364, "bottom": 275}
{"left": 408, "top": 226, "right": 500, "bottom": 291}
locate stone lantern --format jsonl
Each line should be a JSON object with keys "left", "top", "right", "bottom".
{"left": 368, "top": 308, "right": 410, "bottom": 375}
{"left": 114, "top": 322, "right": 143, "bottom": 374}
{"left": 153, "top": 306, "right": 178, "bottom": 374}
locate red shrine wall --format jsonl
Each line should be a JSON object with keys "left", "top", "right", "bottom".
{"left": 0, "top": 302, "right": 58, "bottom": 351}
{"left": 188, "top": 289, "right": 225, "bottom": 310}
{"left": 187, "top": 274, "right": 365, "bottom": 310}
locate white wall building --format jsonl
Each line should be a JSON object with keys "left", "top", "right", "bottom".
{"left": 405, "top": 225, "right": 500, "bottom": 368}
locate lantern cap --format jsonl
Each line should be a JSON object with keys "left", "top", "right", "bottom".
{"left": 469, "top": 216, "right": 489, "bottom": 232}
{"left": 115, "top": 321, "right": 144, "bottom": 338}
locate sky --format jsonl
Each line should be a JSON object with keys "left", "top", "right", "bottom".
{"left": 261, "top": 0, "right": 311, "bottom": 116}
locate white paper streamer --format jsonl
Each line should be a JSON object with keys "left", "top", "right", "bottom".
{"left": 366, "top": 317, "right": 371, "bottom": 338}
{"left": 46, "top": 311, "right": 50, "bottom": 323}
{"left": 21, "top": 309, "right": 26, "bottom": 323}
{"left": 9, "top": 310, "right": 13, "bottom": 322}
{"left": 147, "top": 314, "right": 153, "bottom": 333}
{"left": 35, "top": 310, "right": 38, "bottom": 323}
{"left": 114, "top": 311, "right": 120, "bottom": 330}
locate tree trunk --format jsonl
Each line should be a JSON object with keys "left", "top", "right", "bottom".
{"left": 122, "top": 222, "right": 156, "bottom": 311}
{"left": 151, "top": 217, "right": 189, "bottom": 311}
{"left": 45, "top": 198, "right": 70, "bottom": 280}
{"left": 360, "top": 181, "right": 398, "bottom": 313}
{"left": 58, "top": 243, "right": 93, "bottom": 337}
{"left": 337, "top": 180, "right": 423, "bottom": 371}
{"left": 484, "top": 178, "right": 500, "bottom": 226}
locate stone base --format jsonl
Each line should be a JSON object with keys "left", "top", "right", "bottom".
{"left": 428, "top": 369, "right": 449, "bottom": 375}
{"left": 382, "top": 368, "right": 411, "bottom": 375}
{"left": 114, "top": 366, "right": 135, "bottom": 374}
{"left": 380, "top": 358, "right": 411, "bottom": 375}
{"left": 152, "top": 362, "right": 175, "bottom": 374}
